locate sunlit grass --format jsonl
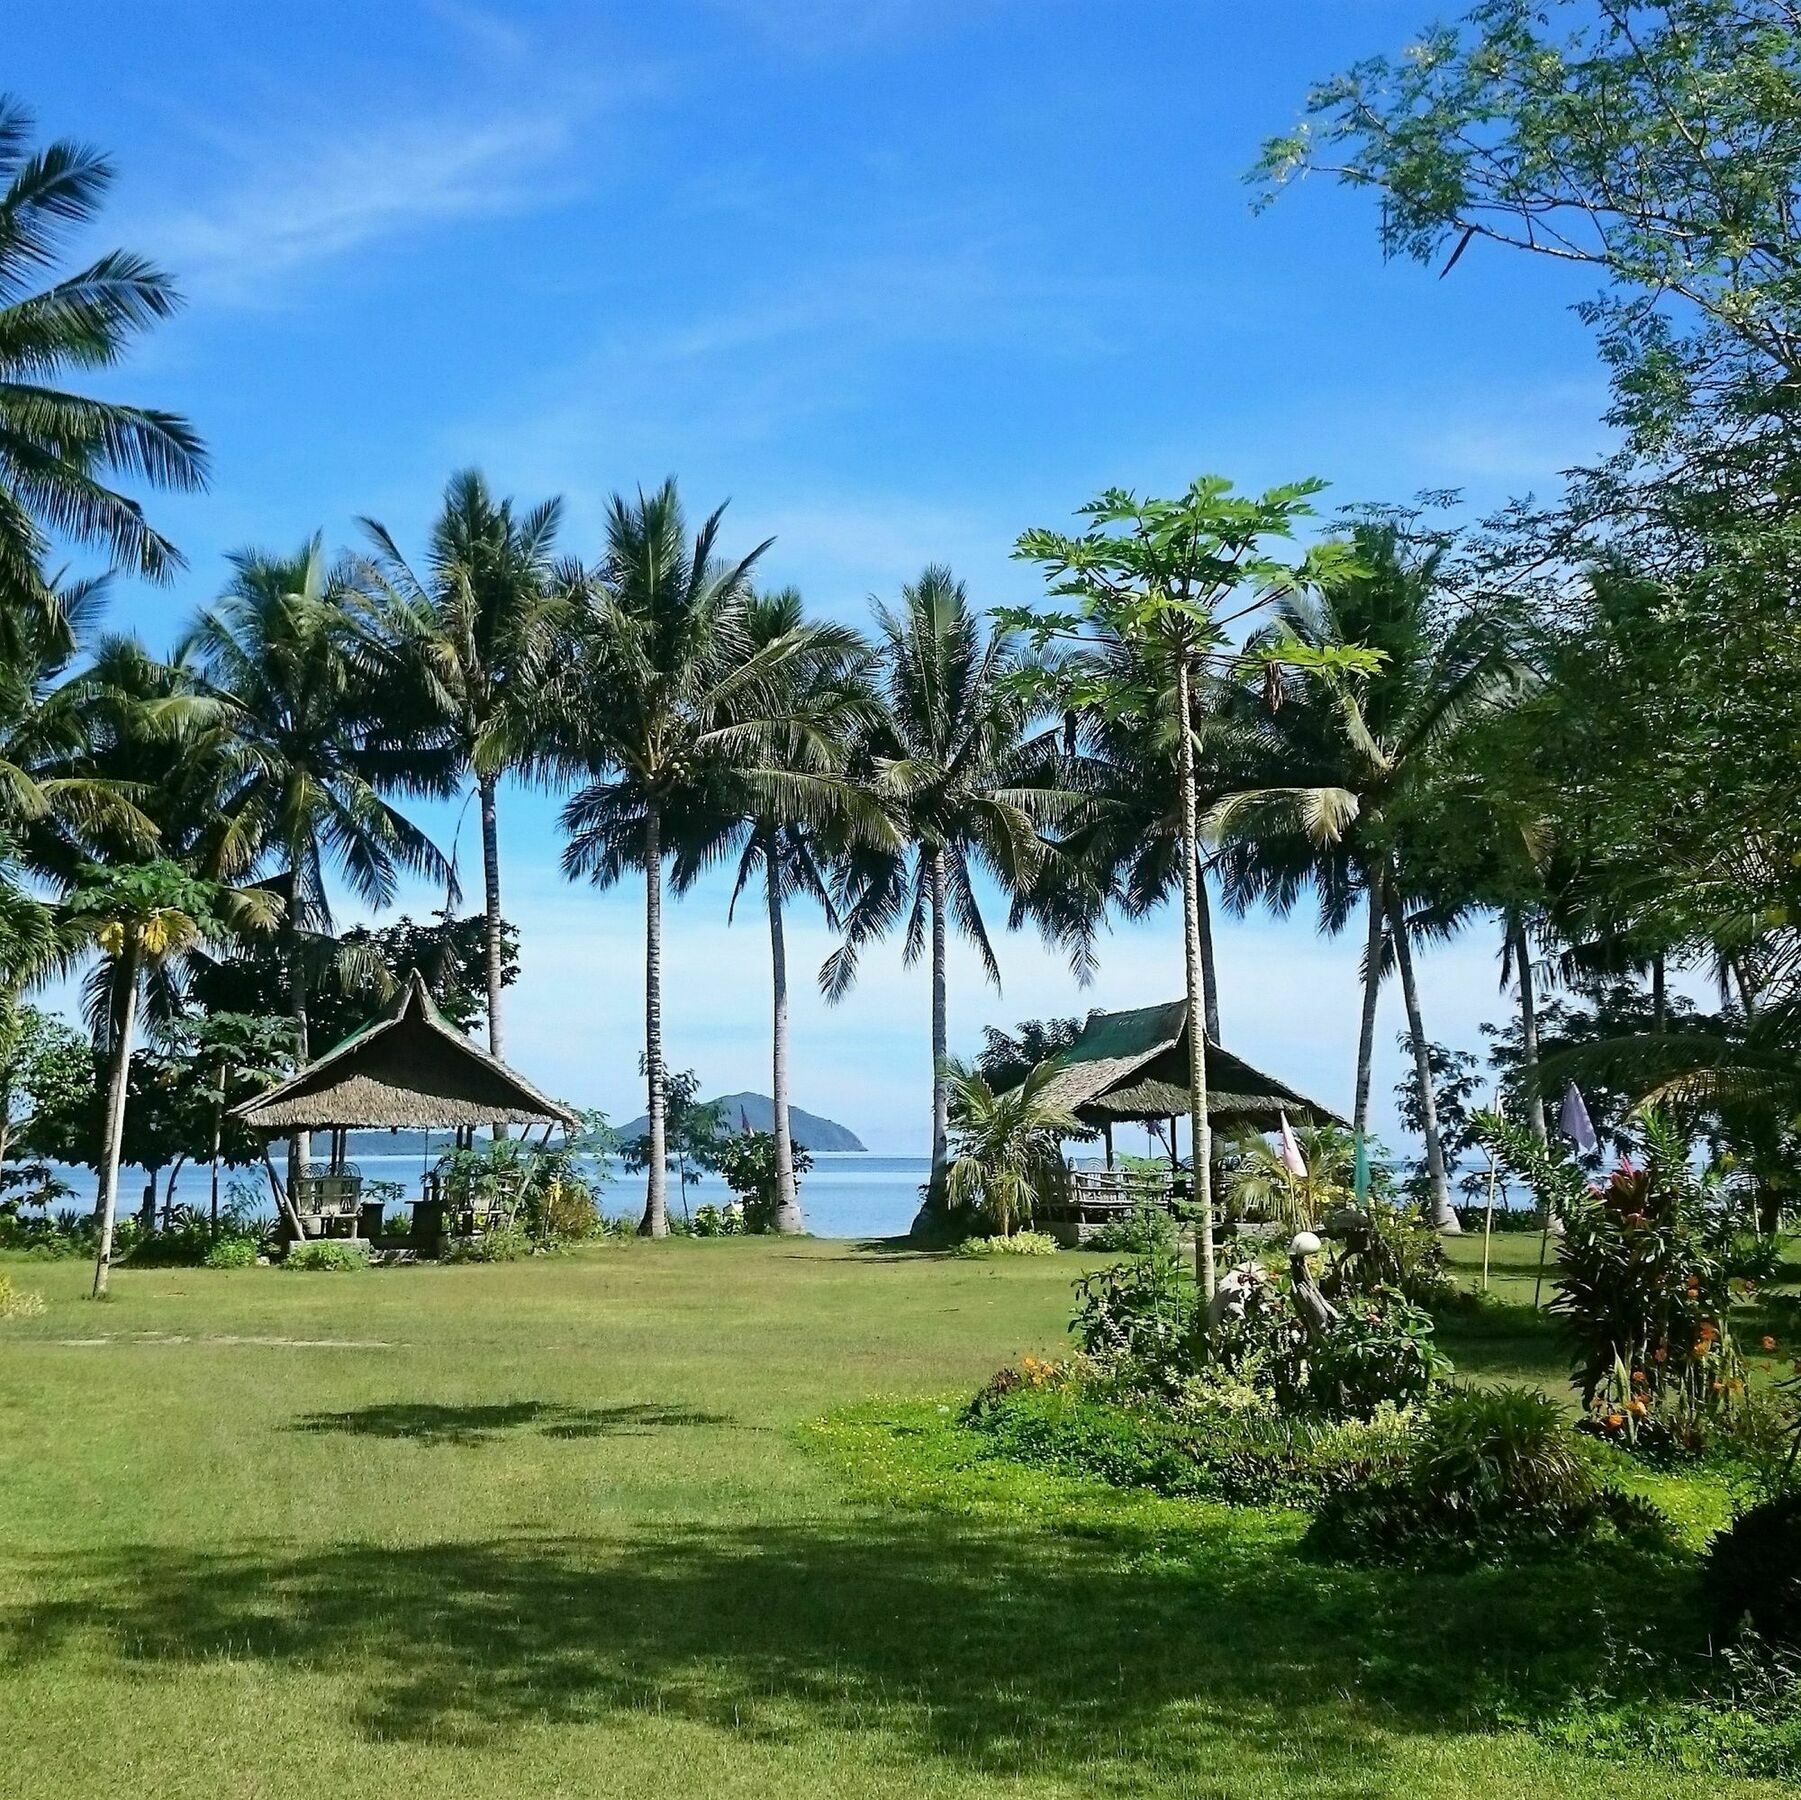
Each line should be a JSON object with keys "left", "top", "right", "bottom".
{"left": 0, "top": 1235, "right": 1792, "bottom": 1798}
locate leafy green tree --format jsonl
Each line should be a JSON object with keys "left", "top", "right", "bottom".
{"left": 619, "top": 1063, "right": 725, "bottom": 1220}
{"left": 1256, "top": 0, "right": 1801, "bottom": 470}
{"left": 716, "top": 1128, "right": 814, "bottom": 1233}
{"left": 975, "top": 1014, "right": 1089, "bottom": 1094}
{"left": 0, "top": 96, "right": 206, "bottom": 610}
{"left": 358, "top": 469, "right": 565, "bottom": 1062}
{"left": 63, "top": 861, "right": 280, "bottom": 1295}
{"left": 1015, "top": 479, "right": 1367, "bottom": 1294}
{"left": 822, "top": 566, "right": 1074, "bottom": 1229}
{"left": 160, "top": 1011, "right": 297, "bottom": 1231}
{"left": 0, "top": 1002, "right": 84, "bottom": 1170}
{"left": 670, "top": 586, "right": 887, "bottom": 1233}
{"left": 190, "top": 911, "right": 517, "bottom": 1046}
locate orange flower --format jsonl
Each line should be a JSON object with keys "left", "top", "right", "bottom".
{"left": 1627, "top": 1399, "right": 1647, "bottom": 1417}
{"left": 1762, "top": 1336, "right": 1778, "bottom": 1352}
{"left": 1653, "top": 1347, "right": 1668, "bottom": 1364}
{"left": 1603, "top": 1412, "right": 1625, "bottom": 1429}
{"left": 1631, "top": 1369, "right": 1648, "bottom": 1386}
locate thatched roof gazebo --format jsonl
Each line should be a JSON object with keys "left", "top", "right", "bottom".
{"left": 234, "top": 971, "right": 578, "bottom": 1247}
{"left": 234, "top": 970, "right": 579, "bottom": 1138}
{"left": 1040, "top": 1000, "right": 1345, "bottom": 1162}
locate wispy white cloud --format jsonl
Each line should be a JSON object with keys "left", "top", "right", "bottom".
{"left": 139, "top": 112, "right": 580, "bottom": 305}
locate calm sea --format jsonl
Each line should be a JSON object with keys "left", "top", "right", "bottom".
{"left": 38, "top": 1151, "right": 935, "bottom": 1242}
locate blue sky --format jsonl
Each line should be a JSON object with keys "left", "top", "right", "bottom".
{"left": 16, "top": 1, "right": 1619, "bottom": 1152}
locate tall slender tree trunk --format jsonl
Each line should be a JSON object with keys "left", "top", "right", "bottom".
{"left": 210, "top": 1060, "right": 227, "bottom": 1234}
{"left": 765, "top": 832, "right": 802, "bottom": 1234}
{"left": 479, "top": 773, "right": 506, "bottom": 1056}
{"left": 1510, "top": 915, "right": 1548, "bottom": 1143}
{"left": 91, "top": 944, "right": 141, "bottom": 1298}
{"left": 1353, "top": 866, "right": 1385, "bottom": 1138}
{"left": 284, "top": 931, "right": 310, "bottom": 1209}
{"left": 1194, "top": 849, "right": 1221, "bottom": 1043}
{"left": 640, "top": 803, "right": 669, "bottom": 1238}
{"left": 1651, "top": 949, "right": 1667, "bottom": 1034}
{"left": 1174, "top": 651, "right": 1216, "bottom": 1300}
{"left": 925, "top": 846, "right": 951, "bottom": 1223}
{"left": 1388, "top": 884, "right": 1459, "bottom": 1233}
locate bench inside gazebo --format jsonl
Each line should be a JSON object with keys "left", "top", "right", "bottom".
{"left": 231, "top": 970, "right": 579, "bottom": 1254}
{"left": 1032, "top": 1000, "right": 1346, "bottom": 1243}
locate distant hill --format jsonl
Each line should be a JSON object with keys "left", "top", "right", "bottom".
{"left": 616, "top": 1092, "right": 866, "bottom": 1153}
{"left": 343, "top": 1095, "right": 865, "bottom": 1159}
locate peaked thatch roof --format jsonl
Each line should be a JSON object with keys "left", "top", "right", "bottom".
{"left": 231, "top": 971, "right": 579, "bottom": 1133}
{"left": 1037, "top": 1000, "right": 1347, "bottom": 1131}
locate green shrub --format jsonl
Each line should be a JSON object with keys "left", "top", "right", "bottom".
{"left": 0, "top": 1271, "right": 45, "bottom": 1319}
{"left": 952, "top": 1230, "right": 1060, "bottom": 1258}
{"left": 1308, "top": 1383, "right": 1667, "bottom": 1561}
{"left": 1482, "top": 1108, "right": 1747, "bottom": 1449}
{"left": 443, "top": 1226, "right": 532, "bottom": 1264}
{"left": 966, "top": 1367, "right": 1414, "bottom": 1509}
{"left": 282, "top": 1239, "right": 369, "bottom": 1272}
{"left": 531, "top": 1177, "right": 600, "bottom": 1243}
{"left": 692, "top": 1203, "right": 743, "bottom": 1237}
{"left": 1708, "top": 1490, "right": 1801, "bottom": 1651}
{"left": 1086, "top": 1203, "right": 1178, "bottom": 1256}
{"left": 202, "top": 1236, "right": 259, "bottom": 1269}
{"left": 1071, "top": 1248, "right": 1197, "bottom": 1394}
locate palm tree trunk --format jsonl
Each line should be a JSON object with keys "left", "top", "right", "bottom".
{"left": 210, "top": 1060, "right": 226, "bottom": 1233}
{"left": 1388, "top": 884, "right": 1458, "bottom": 1233}
{"left": 640, "top": 802, "right": 669, "bottom": 1238}
{"left": 1194, "top": 849, "right": 1221, "bottom": 1042}
{"left": 1651, "top": 949, "right": 1667, "bottom": 1033}
{"left": 479, "top": 771, "right": 506, "bottom": 1057}
{"left": 1510, "top": 915, "right": 1548, "bottom": 1143}
{"left": 922, "top": 846, "right": 951, "bottom": 1225}
{"left": 91, "top": 944, "right": 141, "bottom": 1299}
{"left": 284, "top": 931, "right": 310, "bottom": 1206}
{"left": 1174, "top": 651, "right": 1216, "bottom": 1301}
{"left": 765, "top": 833, "right": 802, "bottom": 1234}
{"left": 1352, "top": 867, "right": 1384, "bottom": 1138}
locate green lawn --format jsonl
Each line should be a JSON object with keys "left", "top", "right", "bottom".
{"left": 0, "top": 1236, "right": 1789, "bottom": 1798}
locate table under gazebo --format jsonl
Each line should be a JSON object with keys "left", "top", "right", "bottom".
{"left": 1031, "top": 1000, "right": 1346, "bottom": 1242}
{"left": 231, "top": 970, "right": 579, "bottom": 1254}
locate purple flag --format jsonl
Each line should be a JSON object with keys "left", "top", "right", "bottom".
{"left": 1559, "top": 1082, "right": 1598, "bottom": 1156}
{"left": 1278, "top": 1111, "right": 1308, "bottom": 1178}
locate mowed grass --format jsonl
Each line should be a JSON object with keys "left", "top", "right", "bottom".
{"left": 0, "top": 1235, "right": 1789, "bottom": 1799}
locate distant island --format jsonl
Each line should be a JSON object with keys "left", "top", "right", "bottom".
{"left": 341, "top": 1095, "right": 865, "bottom": 1160}
{"left": 617, "top": 1092, "right": 867, "bottom": 1153}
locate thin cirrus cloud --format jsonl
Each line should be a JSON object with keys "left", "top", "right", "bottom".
{"left": 129, "top": 84, "right": 636, "bottom": 307}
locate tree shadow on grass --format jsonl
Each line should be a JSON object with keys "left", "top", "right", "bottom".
{"left": 0, "top": 1505, "right": 1699, "bottom": 1792}
{"left": 288, "top": 1400, "right": 732, "bottom": 1447}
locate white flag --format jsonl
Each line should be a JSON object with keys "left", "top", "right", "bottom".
{"left": 1559, "top": 1083, "right": 1599, "bottom": 1156}
{"left": 1278, "top": 1111, "right": 1308, "bottom": 1178}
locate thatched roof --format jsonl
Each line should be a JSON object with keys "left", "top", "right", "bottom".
{"left": 1037, "top": 1001, "right": 1346, "bottom": 1131}
{"left": 231, "top": 971, "right": 579, "bottom": 1133}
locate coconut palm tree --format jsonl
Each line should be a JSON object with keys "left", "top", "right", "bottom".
{"left": 178, "top": 537, "right": 455, "bottom": 1187}
{"left": 820, "top": 566, "right": 1074, "bottom": 1229}
{"left": 554, "top": 480, "right": 800, "bottom": 1238}
{"left": 1217, "top": 521, "right": 1524, "bottom": 1231}
{"left": 65, "top": 860, "right": 279, "bottom": 1295}
{"left": 668, "top": 587, "right": 889, "bottom": 1233}
{"left": 357, "top": 469, "right": 565, "bottom": 1060}
{"left": 0, "top": 96, "right": 206, "bottom": 611}
{"left": 943, "top": 1055, "right": 1081, "bottom": 1237}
